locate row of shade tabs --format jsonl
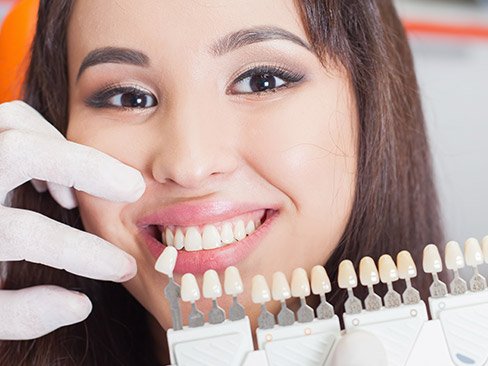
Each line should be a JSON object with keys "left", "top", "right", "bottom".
{"left": 154, "top": 236, "right": 488, "bottom": 330}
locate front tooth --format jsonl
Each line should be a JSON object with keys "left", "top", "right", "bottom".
{"left": 465, "top": 237, "right": 484, "bottom": 267}
{"left": 154, "top": 246, "right": 178, "bottom": 276}
{"left": 423, "top": 244, "right": 443, "bottom": 273}
{"left": 224, "top": 266, "right": 244, "bottom": 296}
{"left": 360, "top": 256, "right": 380, "bottom": 286}
{"left": 445, "top": 241, "right": 465, "bottom": 270}
{"left": 165, "top": 228, "right": 174, "bottom": 246}
{"left": 221, "top": 222, "right": 236, "bottom": 244}
{"left": 338, "top": 260, "right": 357, "bottom": 288}
{"left": 202, "top": 225, "right": 221, "bottom": 249}
{"left": 291, "top": 268, "right": 311, "bottom": 298}
{"left": 203, "top": 269, "right": 223, "bottom": 299}
{"left": 184, "top": 227, "right": 202, "bottom": 251}
{"left": 174, "top": 228, "right": 184, "bottom": 250}
{"left": 397, "top": 250, "right": 417, "bottom": 278}
{"left": 181, "top": 273, "right": 200, "bottom": 302}
{"left": 311, "top": 265, "right": 331, "bottom": 295}
{"left": 482, "top": 235, "right": 488, "bottom": 262}
{"left": 252, "top": 275, "right": 271, "bottom": 304}
{"left": 234, "top": 220, "right": 246, "bottom": 240}
{"left": 272, "top": 272, "right": 291, "bottom": 301}
{"left": 379, "top": 255, "right": 399, "bottom": 283}
{"left": 245, "top": 220, "right": 255, "bottom": 235}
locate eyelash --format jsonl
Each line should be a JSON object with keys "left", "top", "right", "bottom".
{"left": 84, "top": 64, "right": 305, "bottom": 110}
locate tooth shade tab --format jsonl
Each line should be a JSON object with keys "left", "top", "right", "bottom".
{"left": 202, "top": 269, "right": 223, "bottom": 299}
{"left": 252, "top": 275, "right": 271, "bottom": 304}
{"left": 154, "top": 246, "right": 178, "bottom": 277}
{"left": 224, "top": 266, "right": 244, "bottom": 296}
{"left": 379, "top": 255, "right": 399, "bottom": 283}
{"left": 181, "top": 273, "right": 200, "bottom": 302}
{"left": 397, "top": 250, "right": 417, "bottom": 279}
{"left": 291, "top": 268, "right": 311, "bottom": 298}
{"left": 445, "top": 241, "right": 465, "bottom": 270}
{"left": 483, "top": 235, "right": 488, "bottom": 262}
{"left": 423, "top": 244, "right": 443, "bottom": 273}
{"left": 311, "top": 265, "right": 331, "bottom": 295}
{"left": 465, "top": 237, "right": 484, "bottom": 267}
{"left": 272, "top": 272, "right": 292, "bottom": 301}
{"left": 338, "top": 260, "right": 358, "bottom": 289}
{"left": 359, "top": 256, "right": 380, "bottom": 286}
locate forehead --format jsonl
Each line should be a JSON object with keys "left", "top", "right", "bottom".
{"left": 67, "top": 0, "right": 306, "bottom": 61}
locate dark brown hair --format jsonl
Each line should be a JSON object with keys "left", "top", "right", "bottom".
{"left": 0, "top": 0, "right": 442, "bottom": 364}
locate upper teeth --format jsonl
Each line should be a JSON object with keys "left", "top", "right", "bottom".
{"left": 160, "top": 215, "right": 264, "bottom": 252}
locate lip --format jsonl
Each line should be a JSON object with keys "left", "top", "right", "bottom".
{"left": 136, "top": 202, "right": 279, "bottom": 274}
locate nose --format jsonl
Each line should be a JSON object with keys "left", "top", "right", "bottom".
{"left": 151, "top": 100, "right": 239, "bottom": 190}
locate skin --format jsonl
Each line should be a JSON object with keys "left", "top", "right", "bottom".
{"left": 66, "top": 0, "right": 358, "bottom": 362}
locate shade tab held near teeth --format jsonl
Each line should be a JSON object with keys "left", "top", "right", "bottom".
{"left": 311, "top": 265, "right": 331, "bottom": 295}
{"left": 272, "top": 272, "right": 292, "bottom": 301}
{"left": 203, "top": 269, "right": 223, "bottom": 299}
{"left": 360, "top": 256, "right": 380, "bottom": 286}
{"left": 224, "top": 266, "right": 244, "bottom": 296}
{"left": 397, "top": 250, "right": 417, "bottom": 279}
{"left": 181, "top": 273, "right": 200, "bottom": 302}
{"left": 154, "top": 246, "right": 178, "bottom": 277}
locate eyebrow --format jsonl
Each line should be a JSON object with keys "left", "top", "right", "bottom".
{"left": 76, "top": 47, "right": 149, "bottom": 81}
{"left": 210, "top": 25, "right": 312, "bottom": 56}
{"left": 76, "top": 26, "right": 311, "bottom": 80}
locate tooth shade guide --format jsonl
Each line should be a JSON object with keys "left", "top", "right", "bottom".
{"left": 423, "top": 244, "right": 448, "bottom": 298}
{"left": 338, "top": 260, "right": 363, "bottom": 314}
{"left": 359, "top": 257, "right": 382, "bottom": 311}
{"left": 464, "top": 237, "right": 487, "bottom": 292}
{"left": 225, "top": 266, "right": 245, "bottom": 321}
{"left": 378, "top": 255, "right": 402, "bottom": 308}
{"left": 444, "top": 241, "right": 468, "bottom": 295}
{"left": 311, "top": 265, "right": 335, "bottom": 319}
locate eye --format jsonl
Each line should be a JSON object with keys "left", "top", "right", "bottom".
{"left": 229, "top": 65, "right": 305, "bottom": 95}
{"left": 85, "top": 85, "right": 158, "bottom": 109}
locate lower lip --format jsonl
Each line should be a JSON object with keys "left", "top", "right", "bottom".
{"left": 138, "top": 210, "right": 278, "bottom": 275}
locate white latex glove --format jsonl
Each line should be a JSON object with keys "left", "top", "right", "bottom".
{"left": 0, "top": 100, "right": 146, "bottom": 340}
{"left": 330, "top": 330, "right": 388, "bottom": 366}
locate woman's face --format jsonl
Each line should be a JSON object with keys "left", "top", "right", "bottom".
{"left": 66, "top": 0, "right": 357, "bottom": 344}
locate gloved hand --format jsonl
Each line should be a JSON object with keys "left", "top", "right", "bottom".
{"left": 330, "top": 330, "right": 388, "bottom": 366}
{"left": 0, "top": 100, "right": 146, "bottom": 340}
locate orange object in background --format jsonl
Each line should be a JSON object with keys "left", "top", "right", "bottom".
{"left": 0, "top": 0, "right": 39, "bottom": 103}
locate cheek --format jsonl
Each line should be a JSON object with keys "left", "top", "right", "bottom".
{"left": 237, "top": 78, "right": 358, "bottom": 269}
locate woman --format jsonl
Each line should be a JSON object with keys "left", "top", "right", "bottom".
{"left": 0, "top": 0, "right": 442, "bottom": 364}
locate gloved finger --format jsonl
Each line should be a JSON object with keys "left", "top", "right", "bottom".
{"left": 0, "top": 100, "right": 64, "bottom": 139}
{"left": 0, "top": 129, "right": 145, "bottom": 203}
{"left": 0, "top": 206, "right": 137, "bottom": 282}
{"left": 330, "top": 330, "right": 388, "bottom": 366}
{"left": 0, "top": 285, "right": 92, "bottom": 340}
{"left": 46, "top": 182, "right": 78, "bottom": 209}
{"left": 31, "top": 179, "right": 48, "bottom": 193}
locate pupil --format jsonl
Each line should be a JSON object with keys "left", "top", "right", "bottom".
{"left": 121, "top": 93, "right": 147, "bottom": 108}
{"left": 250, "top": 73, "right": 275, "bottom": 92}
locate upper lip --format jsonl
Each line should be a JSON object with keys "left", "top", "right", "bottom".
{"left": 136, "top": 200, "right": 278, "bottom": 228}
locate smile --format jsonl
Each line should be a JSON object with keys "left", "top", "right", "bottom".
{"left": 137, "top": 201, "right": 279, "bottom": 274}
{"left": 157, "top": 209, "right": 268, "bottom": 251}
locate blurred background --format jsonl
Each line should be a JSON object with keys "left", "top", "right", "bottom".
{"left": 0, "top": 0, "right": 487, "bottom": 246}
